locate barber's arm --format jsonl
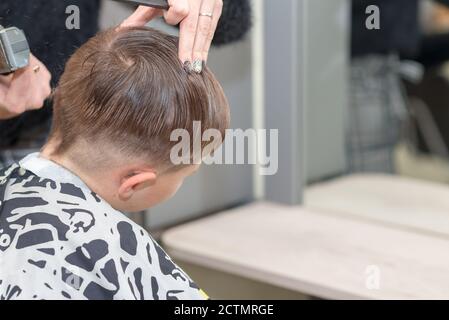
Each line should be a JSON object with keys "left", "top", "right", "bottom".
{"left": 0, "top": 53, "right": 52, "bottom": 120}
{"left": 121, "top": 0, "right": 223, "bottom": 72}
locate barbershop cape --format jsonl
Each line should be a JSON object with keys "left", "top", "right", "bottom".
{"left": 0, "top": 153, "right": 207, "bottom": 300}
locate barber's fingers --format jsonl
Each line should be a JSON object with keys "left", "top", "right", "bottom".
{"left": 191, "top": 0, "right": 216, "bottom": 71}
{"left": 3, "top": 80, "right": 27, "bottom": 114}
{"left": 29, "top": 66, "right": 52, "bottom": 110}
{"left": 120, "top": 5, "right": 162, "bottom": 28}
{"left": 24, "top": 55, "right": 52, "bottom": 110}
{"left": 0, "top": 74, "right": 13, "bottom": 86}
{"left": 201, "top": 0, "right": 222, "bottom": 62}
{"left": 4, "top": 57, "right": 52, "bottom": 113}
{"left": 164, "top": 0, "right": 190, "bottom": 25}
{"left": 178, "top": 0, "right": 202, "bottom": 65}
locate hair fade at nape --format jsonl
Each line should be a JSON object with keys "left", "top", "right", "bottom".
{"left": 50, "top": 26, "right": 230, "bottom": 169}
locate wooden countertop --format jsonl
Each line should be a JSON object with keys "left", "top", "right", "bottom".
{"left": 163, "top": 201, "right": 449, "bottom": 300}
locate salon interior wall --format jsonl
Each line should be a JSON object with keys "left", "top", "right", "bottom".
{"left": 100, "top": 0, "right": 254, "bottom": 229}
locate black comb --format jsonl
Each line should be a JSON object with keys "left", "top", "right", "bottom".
{"left": 112, "top": 0, "right": 169, "bottom": 10}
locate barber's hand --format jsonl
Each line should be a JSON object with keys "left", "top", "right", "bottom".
{"left": 121, "top": 0, "right": 223, "bottom": 72}
{"left": 0, "top": 54, "right": 52, "bottom": 120}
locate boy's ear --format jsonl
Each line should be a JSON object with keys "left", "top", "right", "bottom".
{"left": 118, "top": 170, "right": 157, "bottom": 201}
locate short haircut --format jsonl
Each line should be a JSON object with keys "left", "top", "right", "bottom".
{"left": 50, "top": 26, "right": 230, "bottom": 171}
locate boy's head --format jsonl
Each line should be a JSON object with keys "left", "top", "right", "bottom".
{"left": 45, "top": 27, "right": 230, "bottom": 212}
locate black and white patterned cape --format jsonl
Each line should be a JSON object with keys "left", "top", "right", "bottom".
{"left": 0, "top": 154, "right": 207, "bottom": 300}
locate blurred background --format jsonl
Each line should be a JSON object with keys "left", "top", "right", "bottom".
{"left": 99, "top": 0, "right": 449, "bottom": 299}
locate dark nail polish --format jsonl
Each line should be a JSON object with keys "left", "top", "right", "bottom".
{"left": 183, "top": 61, "right": 192, "bottom": 73}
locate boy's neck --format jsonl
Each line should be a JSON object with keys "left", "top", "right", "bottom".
{"left": 40, "top": 142, "right": 113, "bottom": 205}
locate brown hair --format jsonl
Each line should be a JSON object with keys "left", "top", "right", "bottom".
{"left": 50, "top": 26, "right": 230, "bottom": 171}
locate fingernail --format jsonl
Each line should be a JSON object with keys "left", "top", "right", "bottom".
{"left": 183, "top": 61, "right": 193, "bottom": 73}
{"left": 192, "top": 60, "right": 203, "bottom": 74}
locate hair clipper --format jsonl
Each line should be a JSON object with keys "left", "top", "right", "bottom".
{"left": 0, "top": 25, "right": 30, "bottom": 75}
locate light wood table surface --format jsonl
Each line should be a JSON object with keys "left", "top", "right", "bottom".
{"left": 163, "top": 201, "right": 449, "bottom": 300}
